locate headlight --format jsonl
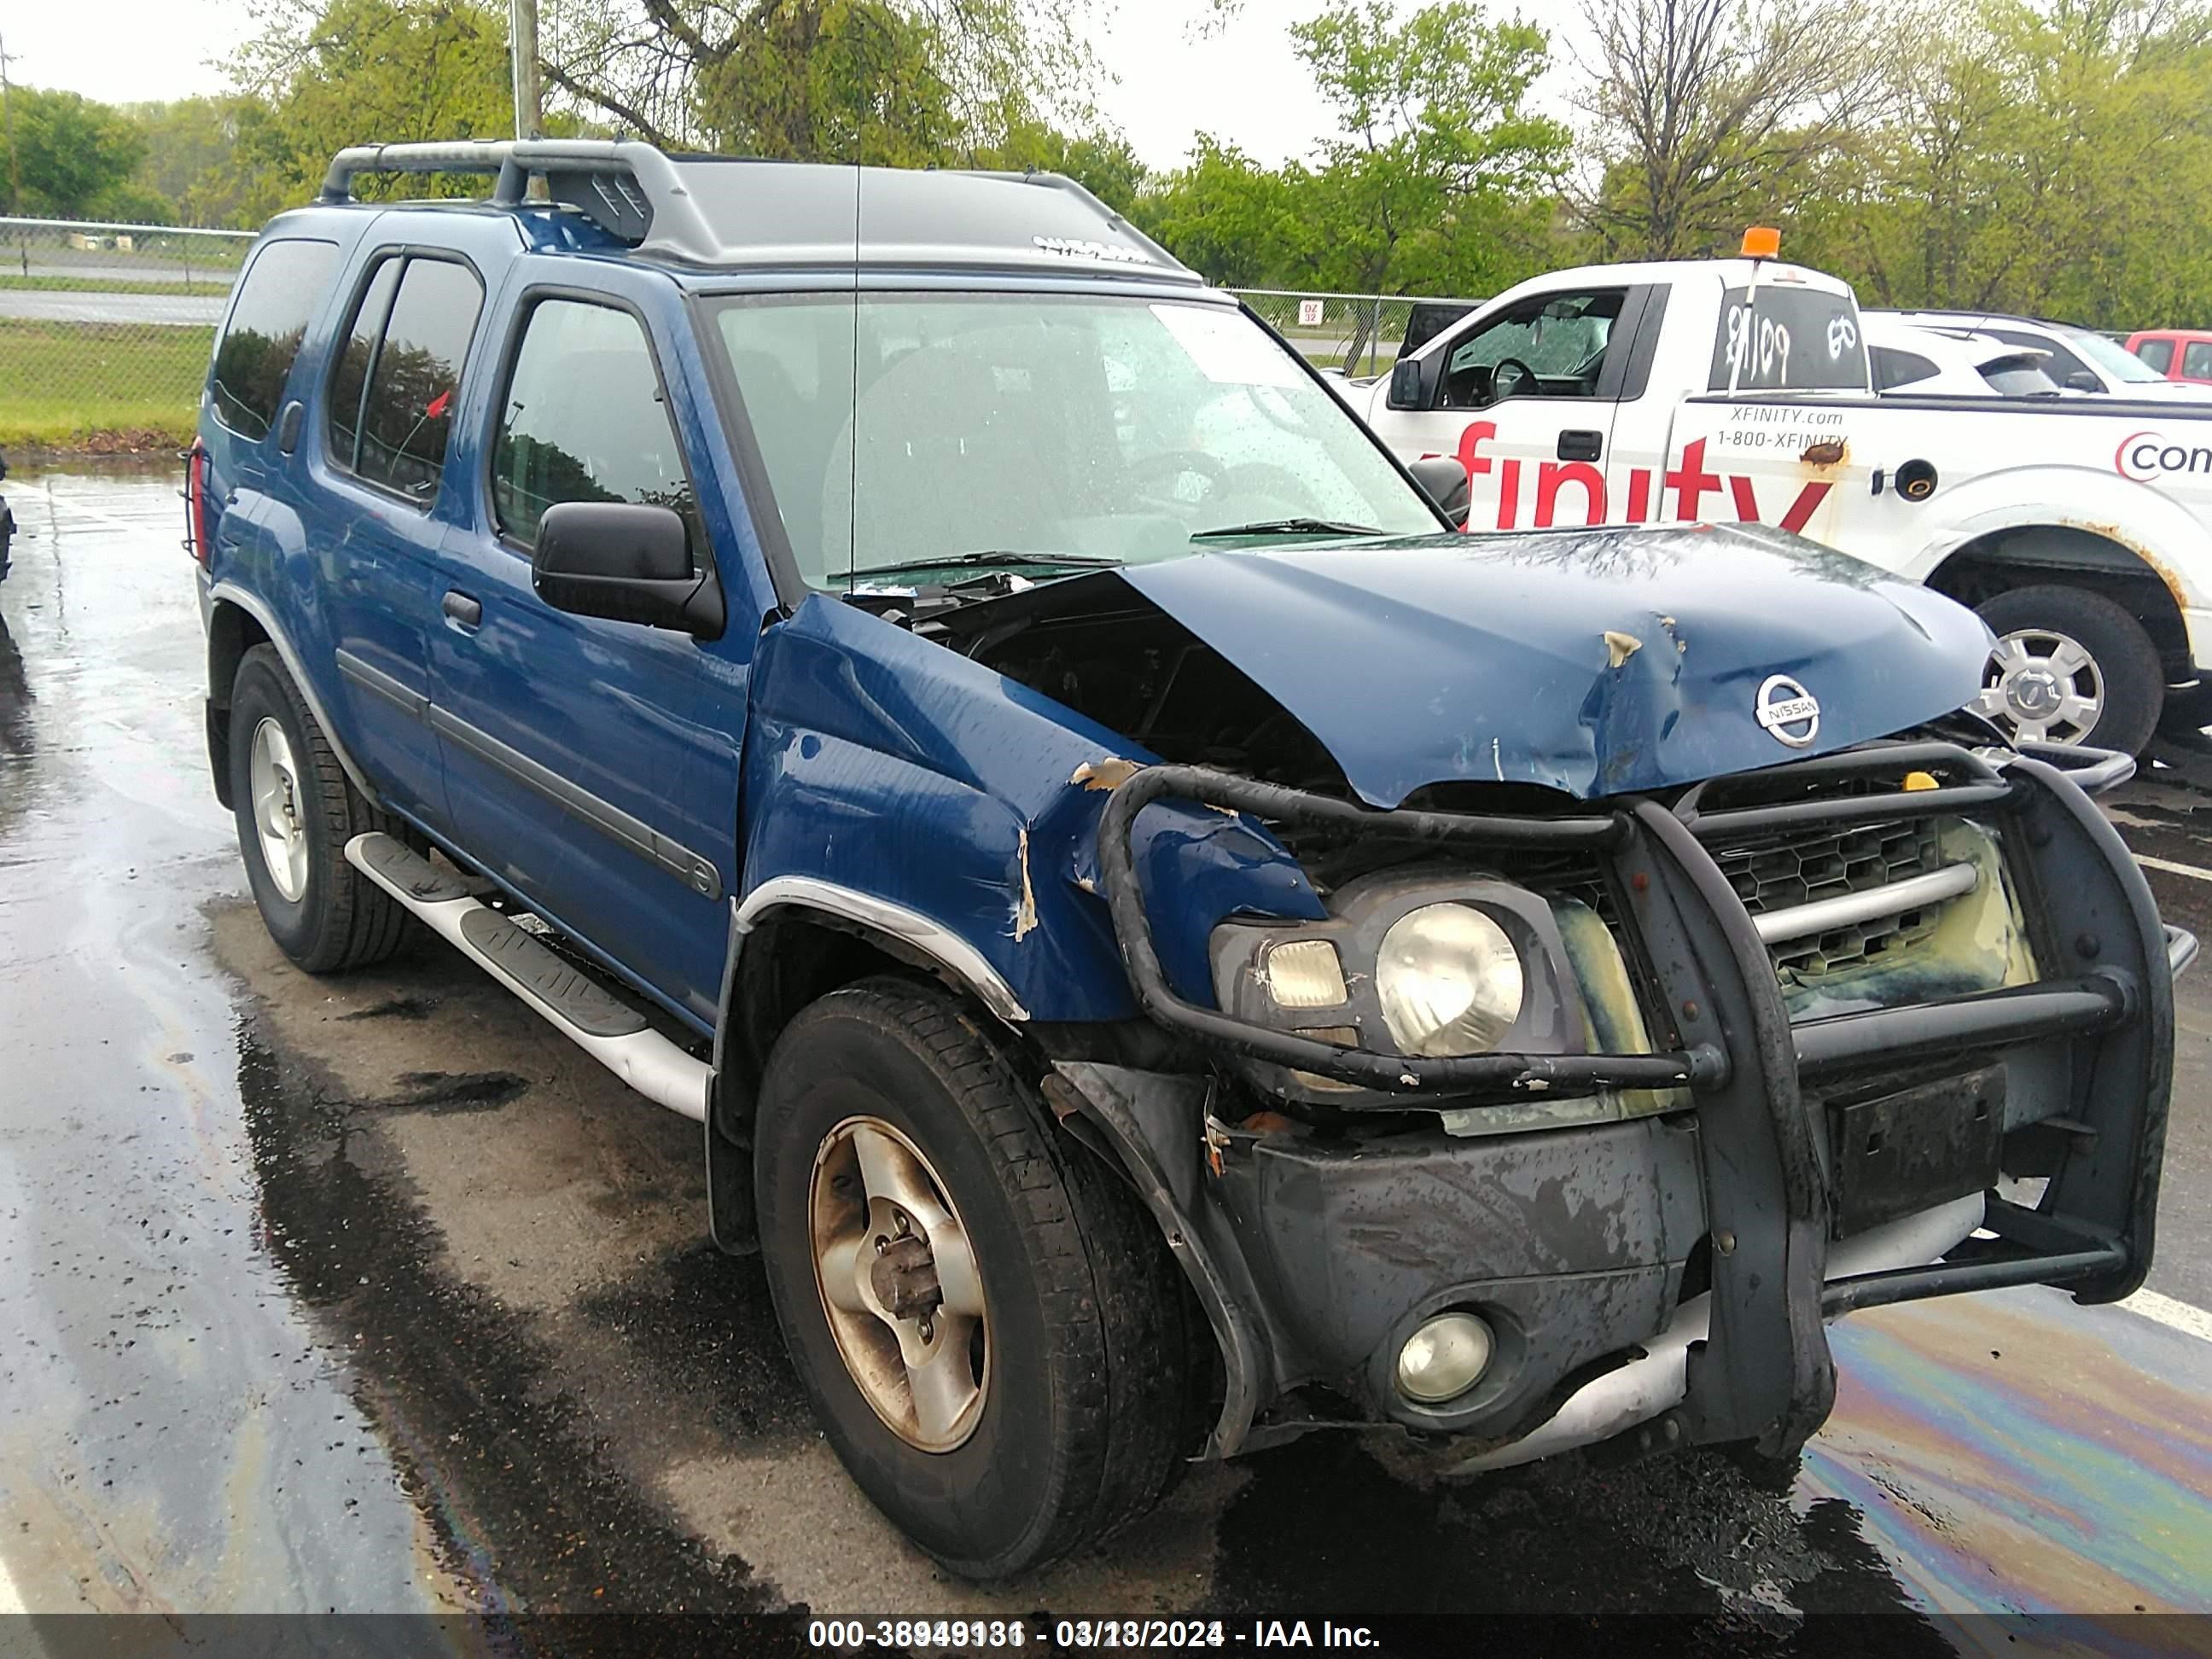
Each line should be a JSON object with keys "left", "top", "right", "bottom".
{"left": 1376, "top": 903, "right": 1525, "bottom": 1057}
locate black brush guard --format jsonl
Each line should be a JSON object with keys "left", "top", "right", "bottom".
{"left": 1094, "top": 740, "right": 2179, "bottom": 1458}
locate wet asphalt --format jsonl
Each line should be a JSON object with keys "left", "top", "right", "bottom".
{"left": 0, "top": 468, "right": 2208, "bottom": 1632}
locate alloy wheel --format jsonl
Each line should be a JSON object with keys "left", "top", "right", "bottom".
{"left": 1976, "top": 627, "right": 2105, "bottom": 744}
{"left": 808, "top": 1115, "right": 989, "bottom": 1452}
{"left": 248, "top": 717, "right": 311, "bottom": 902}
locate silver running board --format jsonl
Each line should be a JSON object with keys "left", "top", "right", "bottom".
{"left": 344, "top": 831, "right": 712, "bottom": 1122}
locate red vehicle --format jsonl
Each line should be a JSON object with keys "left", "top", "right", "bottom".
{"left": 2126, "top": 329, "right": 2212, "bottom": 383}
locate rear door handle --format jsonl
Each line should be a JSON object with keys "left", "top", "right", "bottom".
{"left": 442, "top": 591, "right": 483, "bottom": 629}
{"left": 1557, "top": 429, "right": 1604, "bottom": 463}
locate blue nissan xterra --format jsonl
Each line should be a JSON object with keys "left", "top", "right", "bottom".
{"left": 191, "top": 140, "right": 2191, "bottom": 1578}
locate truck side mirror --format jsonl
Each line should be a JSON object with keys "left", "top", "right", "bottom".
{"left": 2066, "top": 370, "right": 2102, "bottom": 393}
{"left": 1388, "top": 356, "right": 1433, "bottom": 411}
{"left": 1405, "top": 457, "right": 1470, "bottom": 527}
{"left": 533, "top": 500, "right": 725, "bottom": 639}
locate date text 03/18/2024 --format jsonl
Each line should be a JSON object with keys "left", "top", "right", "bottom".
{"left": 804, "top": 1621, "right": 1381, "bottom": 1649}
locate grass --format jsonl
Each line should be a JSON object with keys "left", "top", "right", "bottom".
{"left": 0, "top": 273, "right": 233, "bottom": 297}
{"left": 0, "top": 318, "right": 210, "bottom": 449}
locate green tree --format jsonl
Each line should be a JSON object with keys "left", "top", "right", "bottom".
{"left": 1142, "top": 139, "right": 1313, "bottom": 288}
{"left": 1140, "top": 1, "right": 1566, "bottom": 317}
{"left": 11, "top": 87, "right": 147, "bottom": 218}
{"left": 980, "top": 120, "right": 1150, "bottom": 216}
{"left": 1289, "top": 0, "right": 1567, "bottom": 297}
{"left": 1576, "top": 0, "right": 1890, "bottom": 259}
{"left": 230, "top": 0, "right": 519, "bottom": 220}
{"left": 540, "top": 0, "right": 1096, "bottom": 162}
{"left": 119, "top": 97, "right": 267, "bottom": 228}
{"left": 689, "top": 0, "right": 958, "bottom": 161}
{"left": 1784, "top": 0, "right": 2212, "bottom": 327}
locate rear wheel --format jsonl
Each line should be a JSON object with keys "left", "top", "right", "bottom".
{"left": 1973, "top": 585, "right": 2163, "bottom": 754}
{"left": 753, "top": 978, "right": 1193, "bottom": 1579}
{"left": 228, "top": 643, "right": 412, "bottom": 973}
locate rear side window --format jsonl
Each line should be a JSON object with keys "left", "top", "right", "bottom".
{"left": 335, "top": 258, "right": 483, "bottom": 500}
{"left": 1980, "top": 356, "right": 2058, "bottom": 395}
{"left": 1708, "top": 285, "right": 1868, "bottom": 392}
{"left": 1871, "top": 346, "right": 1937, "bottom": 390}
{"left": 492, "top": 299, "right": 697, "bottom": 551}
{"left": 328, "top": 258, "right": 403, "bottom": 474}
{"left": 2139, "top": 338, "right": 2175, "bottom": 374}
{"left": 2186, "top": 342, "right": 2212, "bottom": 381}
{"left": 211, "top": 238, "right": 339, "bottom": 441}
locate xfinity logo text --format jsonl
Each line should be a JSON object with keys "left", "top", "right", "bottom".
{"left": 2116, "top": 430, "right": 2212, "bottom": 482}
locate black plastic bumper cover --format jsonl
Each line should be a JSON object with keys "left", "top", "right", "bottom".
{"left": 1091, "top": 742, "right": 2176, "bottom": 1459}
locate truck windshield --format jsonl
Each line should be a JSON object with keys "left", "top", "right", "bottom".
{"left": 1707, "top": 283, "right": 1870, "bottom": 394}
{"left": 708, "top": 293, "right": 1440, "bottom": 589}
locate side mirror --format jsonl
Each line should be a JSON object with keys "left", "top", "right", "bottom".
{"left": 2066, "top": 370, "right": 2102, "bottom": 393}
{"left": 1406, "top": 456, "right": 1470, "bottom": 528}
{"left": 532, "top": 500, "right": 725, "bottom": 638}
{"left": 1388, "top": 355, "right": 1434, "bottom": 411}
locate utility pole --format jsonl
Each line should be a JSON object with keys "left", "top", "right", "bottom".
{"left": 0, "top": 29, "right": 24, "bottom": 217}
{"left": 509, "top": 0, "right": 542, "bottom": 142}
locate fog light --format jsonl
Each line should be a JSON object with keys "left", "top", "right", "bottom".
{"left": 1261, "top": 938, "right": 1348, "bottom": 1009}
{"left": 1395, "top": 1311, "right": 1493, "bottom": 1404}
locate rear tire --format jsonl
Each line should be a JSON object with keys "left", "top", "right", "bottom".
{"left": 753, "top": 978, "right": 1193, "bottom": 1579}
{"left": 228, "top": 643, "right": 411, "bottom": 973}
{"left": 1974, "top": 585, "right": 2163, "bottom": 755}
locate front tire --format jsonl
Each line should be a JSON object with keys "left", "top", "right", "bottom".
{"left": 228, "top": 643, "right": 411, "bottom": 973}
{"left": 753, "top": 979, "right": 1193, "bottom": 1579}
{"left": 1974, "top": 585, "right": 2163, "bottom": 755}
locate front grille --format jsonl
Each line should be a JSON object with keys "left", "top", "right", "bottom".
{"left": 1712, "top": 818, "right": 1947, "bottom": 984}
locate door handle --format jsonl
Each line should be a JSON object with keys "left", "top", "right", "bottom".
{"left": 1557, "top": 429, "right": 1604, "bottom": 463}
{"left": 442, "top": 591, "right": 483, "bottom": 628}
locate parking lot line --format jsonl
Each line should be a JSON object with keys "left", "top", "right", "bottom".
{"left": 0, "top": 1546, "right": 26, "bottom": 1614}
{"left": 31, "top": 488, "right": 156, "bottom": 535}
{"left": 2120, "top": 1287, "right": 2212, "bottom": 1343}
{"left": 2138, "top": 852, "right": 2212, "bottom": 883}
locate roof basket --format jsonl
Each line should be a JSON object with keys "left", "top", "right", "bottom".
{"left": 317, "top": 139, "right": 719, "bottom": 256}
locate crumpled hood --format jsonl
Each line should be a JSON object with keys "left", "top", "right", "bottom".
{"left": 1115, "top": 523, "right": 1993, "bottom": 806}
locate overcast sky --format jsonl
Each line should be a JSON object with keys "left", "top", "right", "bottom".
{"left": 0, "top": 0, "right": 1585, "bottom": 170}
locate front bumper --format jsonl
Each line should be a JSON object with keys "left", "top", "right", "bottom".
{"left": 1067, "top": 740, "right": 2181, "bottom": 1462}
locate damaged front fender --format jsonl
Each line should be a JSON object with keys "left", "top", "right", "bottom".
{"left": 737, "top": 594, "right": 1321, "bottom": 1023}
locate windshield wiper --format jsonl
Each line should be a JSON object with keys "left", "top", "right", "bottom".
{"left": 852, "top": 550, "right": 1125, "bottom": 581}
{"left": 1190, "top": 518, "right": 1384, "bottom": 541}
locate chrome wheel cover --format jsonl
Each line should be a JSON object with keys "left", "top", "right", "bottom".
{"left": 248, "top": 717, "right": 310, "bottom": 902}
{"left": 808, "top": 1115, "right": 989, "bottom": 1453}
{"left": 1976, "top": 627, "right": 2105, "bottom": 744}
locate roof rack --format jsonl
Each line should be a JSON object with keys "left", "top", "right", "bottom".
{"left": 319, "top": 139, "right": 722, "bottom": 259}
{"left": 317, "top": 138, "right": 1196, "bottom": 280}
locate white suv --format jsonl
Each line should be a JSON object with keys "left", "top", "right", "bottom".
{"left": 1880, "top": 309, "right": 2212, "bottom": 399}
{"left": 1861, "top": 313, "right": 2067, "bottom": 397}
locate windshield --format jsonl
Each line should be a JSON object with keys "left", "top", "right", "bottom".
{"left": 2064, "top": 326, "right": 2166, "bottom": 384}
{"left": 709, "top": 294, "right": 1439, "bottom": 589}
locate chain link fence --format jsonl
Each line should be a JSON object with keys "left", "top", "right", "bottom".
{"left": 0, "top": 217, "right": 253, "bottom": 450}
{"left": 1229, "top": 288, "right": 1487, "bottom": 380}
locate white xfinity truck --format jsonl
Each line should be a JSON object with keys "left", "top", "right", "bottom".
{"left": 1353, "top": 238, "right": 2212, "bottom": 753}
